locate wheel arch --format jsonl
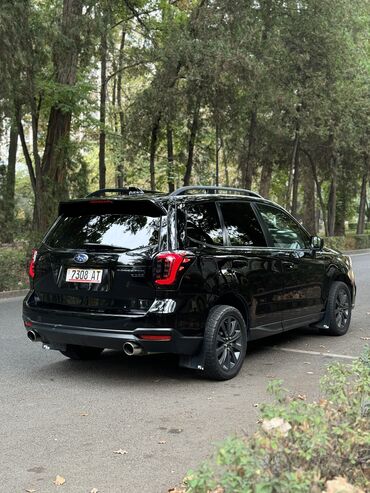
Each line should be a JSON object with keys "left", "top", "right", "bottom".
{"left": 211, "top": 293, "right": 250, "bottom": 332}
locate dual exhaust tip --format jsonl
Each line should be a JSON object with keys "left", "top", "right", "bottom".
{"left": 28, "top": 330, "right": 143, "bottom": 357}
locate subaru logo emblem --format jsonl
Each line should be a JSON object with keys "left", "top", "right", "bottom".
{"left": 74, "top": 253, "right": 89, "bottom": 264}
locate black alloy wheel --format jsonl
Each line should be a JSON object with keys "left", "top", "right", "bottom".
{"left": 203, "top": 305, "right": 247, "bottom": 380}
{"left": 326, "top": 281, "right": 352, "bottom": 336}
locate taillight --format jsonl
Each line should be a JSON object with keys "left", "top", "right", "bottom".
{"left": 28, "top": 249, "right": 37, "bottom": 278}
{"left": 154, "top": 251, "right": 193, "bottom": 286}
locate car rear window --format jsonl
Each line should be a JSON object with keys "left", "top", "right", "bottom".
{"left": 45, "top": 214, "right": 162, "bottom": 251}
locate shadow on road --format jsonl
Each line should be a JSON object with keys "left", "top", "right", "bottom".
{"left": 28, "top": 326, "right": 324, "bottom": 386}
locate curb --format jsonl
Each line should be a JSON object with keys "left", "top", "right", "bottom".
{"left": 344, "top": 248, "right": 370, "bottom": 255}
{"left": 0, "top": 289, "right": 28, "bottom": 301}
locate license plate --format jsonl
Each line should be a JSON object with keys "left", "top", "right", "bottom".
{"left": 66, "top": 268, "right": 103, "bottom": 284}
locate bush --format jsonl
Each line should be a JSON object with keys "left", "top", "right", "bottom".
{"left": 180, "top": 350, "right": 370, "bottom": 493}
{"left": 324, "top": 234, "right": 370, "bottom": 251}
{"left": 0, "top": 245, "right": 29, "bottom": 292}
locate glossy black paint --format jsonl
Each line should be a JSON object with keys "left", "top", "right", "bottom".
{"left": 23, "top": 193, "right": 356, "bottom": 360}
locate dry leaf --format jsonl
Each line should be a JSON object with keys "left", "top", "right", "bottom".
{"left": 158, "top": 440, "right": 166, "bottom": 444}
{"left": 297, "top": 394, "right": 306, "bottom": 400}
{"left": 306, "top": 371, "right": 314, "bottom": 374}
{"left": 113, "top": 449, "right": 128, "bottom": 455}
{"left": 325, "top": 476, "right": 364, "bottom": 493}
{"left": 261, "top": 417, "right": 291, "bottom": 436}
{"left": 25, "top": 489, "right": 37, "bottom": 493}
{"left": 360, "top": 336, "right": 370, "bottom": 340}
{"left": 80, "top": 412, "right": 88, "bottom": 416}
{"left": 253, "top": 403, "right": 259, "bottom": 407}
{"left": 53, "top": 475, "right": 65, "bottom": 486}
{"left": 90, "top": 489, "right": 99, "bottom": 493}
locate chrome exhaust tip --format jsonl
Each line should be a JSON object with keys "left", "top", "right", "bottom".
{"left": 123, "top": 342, "right": 143, "bottom": 356}
{"left": 27, "top": 330, "right": 41, "bottom": 342}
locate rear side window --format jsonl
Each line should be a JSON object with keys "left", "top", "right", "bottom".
{"left": 185, "top": 202, "right": 224, "bottom": 246}
{"left": 219, "top": 202, "right": 267, "bottom": 247}
{"left": 45, "top": 214, "right": 162, "bottom": 251}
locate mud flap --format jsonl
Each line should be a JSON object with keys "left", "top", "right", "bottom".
{"left": 179, "top": 345, "right": 205, "bottom": 371}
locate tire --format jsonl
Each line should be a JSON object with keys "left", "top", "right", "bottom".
{"left": 60, "top": 345, "right": 104, "bottom": 360}
{"left": 326, "top": 281, "right": 352, "bottom": 336}
{"left": 203, "top": 305, "right": 247, "bottom": 381}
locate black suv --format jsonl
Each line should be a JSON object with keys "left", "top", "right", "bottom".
{"left": 23, "top": 186, "right": 356, "bottom": 380}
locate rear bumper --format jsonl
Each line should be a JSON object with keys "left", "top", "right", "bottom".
{"left": 23, "top": 319, "right": 202, "bottom": 355}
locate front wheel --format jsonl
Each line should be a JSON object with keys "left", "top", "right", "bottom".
{"left": 60, "top": 345, "right": 104, "bottom": 360}
{"left": 326, "top": 281, "right": 352, "bottom": 336}
{"left": 203, "top": 305, "right": 247, "bottom": 381}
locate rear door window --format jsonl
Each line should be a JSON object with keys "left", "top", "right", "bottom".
{"left": 185, "top": 202, "right": 224, "bottom": 246}
{"left": 219, "top": 201, "right": 267, "bottom": 247}
{"left": 45, "top": 214, "right": 162, "bottom": 251}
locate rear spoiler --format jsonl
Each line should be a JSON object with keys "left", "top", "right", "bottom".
{"left": 58, "top": 198, "right": 167, "bottom": 217}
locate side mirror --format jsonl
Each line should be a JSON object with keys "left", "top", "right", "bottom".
{"left": 310, "top": 235, "right": 324, "bottom": 250}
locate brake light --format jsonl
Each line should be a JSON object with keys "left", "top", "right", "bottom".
{"left": 154, "top": 251, "right": 193, "bottom": 286}
{"left": 28, "top": 249, "right": 37, "bottom": 278}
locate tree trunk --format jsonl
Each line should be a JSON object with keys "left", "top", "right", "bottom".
{"left": 149, "top": 115, "right": 160, "bottom": 190}
{"left": 183, "top": 96, "right": 201, "bottom": 186}
{"left": 36, "top": 0, "right": 83, "bottom": 234}
{"left": 259, "top": 161, "right": 273, "bottom": 198}
{"left": 99, "top": 25, "right": 107, "bottom": 190}
{"left": 301, "top": 148, "right": 328, "bottom": 236}
{"left": 167, "top": 125, "right": 175, "bottom": 193}
{"left": 3, "top": 122, "right": 18, "bottom": 242}
{"left": 286, "top": 126, "right": 299, "bottom": 210}
{"left": 240, "top": 107, "right": 257, "bottom": 189}
{"left": 215, "top": 123, "right": 220, "bottom": 186}
{"left": 302, "top": 162, "right": 316, "bottom": 234}
{"left": 327, "top": 177, "right": 337, "bottom": 236}
{"left": 356, "top": 154, "right": 369, "bottom": 234}
{"left": 291, "top": 143, "right": 300, "bottom": 216}
{"left": 220, "top": 135, "right": 229, "bottom": 186}
{"left": 116, "top": 28, "right": 126, "bottom": 188}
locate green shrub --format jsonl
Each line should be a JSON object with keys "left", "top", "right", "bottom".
{"left": 0, "top": 245, "right": 29, "bottom": 291}
{"left": 182, "top": 350, "right": 370, "bottom": 493}
{"left": 324, "top": 234, "right": 370, "bottom": 251}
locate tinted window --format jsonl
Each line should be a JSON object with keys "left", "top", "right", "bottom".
{"left": 220, "top": 202, "right": 266, "bottom": 247}
{"left": 45, "top": 214, "right": 161, "bottom": 251}
{"left": 257, "top": 204, "right": 309, "bottom": 249}
{"left": 186, "top": 202, "right": 223, "bottom": 246}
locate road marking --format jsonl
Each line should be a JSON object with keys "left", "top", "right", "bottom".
{"left": 268, "top": 346, "right": 357, "bottom": 360}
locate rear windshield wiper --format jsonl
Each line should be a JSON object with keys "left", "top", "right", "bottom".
{"left": 83, "top": 243, "right": 130, "bottom": 252}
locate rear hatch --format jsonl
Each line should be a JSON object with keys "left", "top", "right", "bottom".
{"left": 31, "top": 198, "right": 167, "bottom": 315}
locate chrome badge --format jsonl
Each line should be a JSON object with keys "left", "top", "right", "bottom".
{"left": 74, "top": 253, "right": 89, "bottom": 263}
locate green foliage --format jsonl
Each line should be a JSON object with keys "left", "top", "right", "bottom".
{"left": 324, "top": 234, "right": 370, "bottom": 251}
{"left": 0, "top": 245, "right": 28, "bottom": 292}
{"left": 183, "top": 351, "right": 370, "bottom": 493}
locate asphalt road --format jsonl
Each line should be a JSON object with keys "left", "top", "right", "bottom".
{"left": 1, "top": 253, "right": 369, "bottom": 493}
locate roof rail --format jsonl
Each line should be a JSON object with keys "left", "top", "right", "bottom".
{"left": 169, "top": 186, "right": 263, "bottom": 198}
{"left": 87, "top": 187, "right": 159, "bottom": 198}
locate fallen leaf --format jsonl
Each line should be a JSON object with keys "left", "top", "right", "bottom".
{"left": 319, "top": 345, "right": 326, "bottom": 348}
{"left": 306, "top": 371, "right": 314, "bottom": 374}
{"left": 53, "top": 475, "right": 65, "bottom": 486}
{"left": 253, "top": 403, "right": 259, "bottom": 407}
{"left": 113, "top": 449, "right": 128, "bottom": 455}
{"left": 261, "top": 417, "right": 291, "bottom": 436}
{"left": 80, "top": 412, "right": 88, "bottom": 417}
{"left": 303, "top": 361, "right": 311, "bottom": 365}
{"left": 297, "top": 394, "right": 306, "bottom": 400}
{"left": 325, "top": 476, "right": 364, "bottom": 493}
{"left": 90, "top": 489, "right": 99, "bottom": 493}
{"left": 360, "top": 337, "right": 370, "bottom": 340}
{"left": 25, "top": 489, "right": 37, "bottom": 493}
{"left": 158, "top": 440, "right": 166, "bottom": 444}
